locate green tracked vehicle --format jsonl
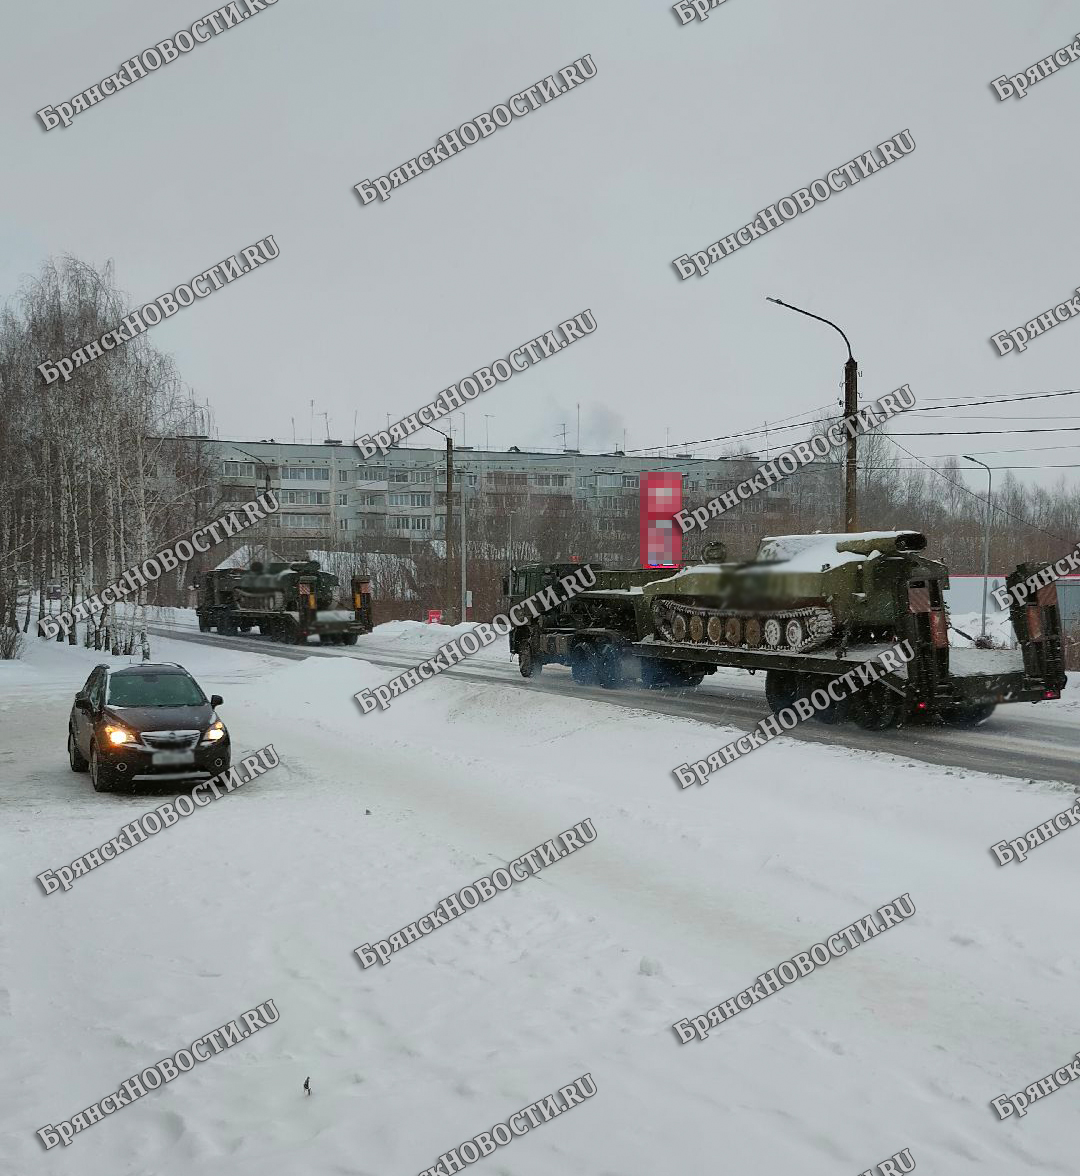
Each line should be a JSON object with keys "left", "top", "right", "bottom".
{"left": 195, "top": 560, "right": 373, "bottom": 645}
{"left": 502, "top": 532, "right": 1067, "bottom": 730}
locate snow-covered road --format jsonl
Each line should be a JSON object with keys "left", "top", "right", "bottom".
{"left": 148, "top": 613, "right": 1080, "bottom": 788}
{"left": 2, "top": 630, "right": 1079, "bottom": 1175}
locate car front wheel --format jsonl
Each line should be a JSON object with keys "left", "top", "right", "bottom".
{"left": 68, "top": 728, "right": 89, "bottom": 772}
{"left": 90, "top": 744, "right": 119, "bottom": 793}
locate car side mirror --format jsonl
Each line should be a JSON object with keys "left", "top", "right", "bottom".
{"left": 74, "top": 695, "right": 93, "bottom": 713}
{"left": 210, "top": 694, "right": 223, "bottom": 708}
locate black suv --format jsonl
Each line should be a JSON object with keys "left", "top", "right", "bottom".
{"left": 68, "top": 663, "right": 231, "bottom": 793}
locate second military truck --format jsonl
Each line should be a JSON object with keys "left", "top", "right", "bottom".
{"left": 195, "top": 560, "right": 373, "bottom": 645}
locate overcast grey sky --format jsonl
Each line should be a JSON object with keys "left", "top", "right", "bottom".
{"left": 5, "top": 0, "right": 1079, "bottom": 490}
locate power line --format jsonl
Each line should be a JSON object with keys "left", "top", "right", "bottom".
{"left": 891, "top": 426, "right": 1080, "bottom": 437}
{"left": 917, "top": 386, "right": 1080, "bottom": 404}
{"left": 880, "top": 435, "right": 1071, "bottom": 545}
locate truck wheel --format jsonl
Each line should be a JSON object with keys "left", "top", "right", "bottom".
{"left": 944, "top": 703, "right": 997, "bottom": 726}
{"left": 674, "top": 664, "right": 705, "bottom": 688}
{"left": 197, "top": 615, "right": 210, "bottom": 633}
{"left": 518, "top": 645, "right": 541, "bottom": 678}
{"left": 800, "top": 678, "right": 848, "bottom": 725}
{"left": 851, "top": 685, "right": 903, "bottom": 730}
{"left": 765, "top": 671, "right": 799, "bottom": 714}
{"left": 219, "top": 615, "right": 237, "bottom": 636}
{"left": 570, "top": 644, "right": 598, "bottom": 685}
{"left": 597, "top": 643, "right": 623, "bottom": 689}
{"left": 342, "top": 634, "right": 358, "bottom": 646}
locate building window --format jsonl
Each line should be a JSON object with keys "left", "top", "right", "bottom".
{"left": 577, "top": 475, "right": 595, "bottom": 489}
{"left": 357, "top": 493, "right": 383, "bottom": 507}
{"left": 282, "top": 467, "right": 331, "bottom": 481}
{"left": 411, "top": 516, "right": 430, "bottom": 531}
{"left": 338, "top": 518, "right": 349, "bottom": 531}
{"left": 338, "top": 469, "right": 350, "bottom": 482}
{"left": 622, "top": 475, "right": 639, "bottom": 488}
{"left": 282, "top": 490, "right": 329, "bottom": 506}
{"left": 223, "top": 461, "right": 256, "bottom": 478}
{"left": 411, "top": 471, "right": 432, "bottom": 484}
{"left": 387, "top": 470, "right": 410, "bottom": 483}
{"left": 280, "top": 513, "right": 329, "bottom": 529}
{"left": 357, "top": 468, "right": 385, "bottom": 482}
{"left": 336, "top": 492, "right": 348, "bottom": 506}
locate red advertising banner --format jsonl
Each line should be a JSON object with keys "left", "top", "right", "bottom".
{"left": 640, "top": 472, "right": 683, "bottom": 567}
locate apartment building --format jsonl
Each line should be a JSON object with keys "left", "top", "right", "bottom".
{"left": 197, "top": 437, "right": 837, "bottom": 555}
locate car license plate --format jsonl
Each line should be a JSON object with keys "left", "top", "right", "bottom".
{"left": 153, "top": 750, "right": 194, "bottom": 766}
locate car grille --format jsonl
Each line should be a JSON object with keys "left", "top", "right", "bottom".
{"left": 142, "top": 730, "right": 200, "bottom": 750}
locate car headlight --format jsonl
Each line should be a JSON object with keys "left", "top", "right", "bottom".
{"left": 104, "top": 725, "right": 135, "bottom": 745}
{"left": 204, "top": 721, "right": 226, "bottom": 742}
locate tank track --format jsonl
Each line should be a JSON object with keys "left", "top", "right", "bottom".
{"left": 652, "top": 598, "right": 835, "bottom": 654}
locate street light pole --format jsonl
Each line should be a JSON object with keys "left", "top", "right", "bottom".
{"left": 963, "top": 456, "right": 993, "bottom": 639}
{"left": 766, "top": 297, "right": 859, "bottom": 532}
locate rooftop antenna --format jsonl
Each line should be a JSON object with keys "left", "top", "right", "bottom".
{"left": 291, "top": 417, "right": 296, "bottom": 443}
{"left": 310, "top": 399, "right": 314, "bottom": 444}
{"left": 556, "top": 422, "right": 568, "bottom": 449}
{"left": 576, "top": 403, "right": 580, "bottom": 450}
{"left": 320, "top": 412, "right": 330, "bottom": 440}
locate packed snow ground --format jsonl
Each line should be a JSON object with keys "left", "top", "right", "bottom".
{"left": 2, "top": 627, "right": 1079, "bottom": 1175}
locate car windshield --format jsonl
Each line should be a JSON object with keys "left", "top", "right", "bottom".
{"left": 106, "top": 672, "right": 205, "bottom": 708}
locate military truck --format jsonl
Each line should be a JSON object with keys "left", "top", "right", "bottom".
{"left": 501, "top": 532, "right": 1066, "bottom": 729}
{"left": 195, "top": 560, "right": 373, "bottom": 645}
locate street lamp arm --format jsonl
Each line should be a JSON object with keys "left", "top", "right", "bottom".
{"left": 766, "top": 297, "right": 854, "bottom": 362}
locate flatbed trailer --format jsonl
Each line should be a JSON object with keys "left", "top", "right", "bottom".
{"left": 196, "top": 567, "right": 373, "bottom": 645}
{"left": 504, "top": 556, "right": 1066, "bottom": 729}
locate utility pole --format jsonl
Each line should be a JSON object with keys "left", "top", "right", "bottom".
{"left": 445, "top": 435, "right": 454, "bottom": 623}
{"left": 460, "top": 470, "right": 468, "bottom": 622}
{"left": 963, "top": 456, "right": 993, "bottom": 639}
{"left": 843, "top": 353, "right": 858, "bottom": 532}
{"left": 767, "top": 297, "right": 859, "bottom": 531}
